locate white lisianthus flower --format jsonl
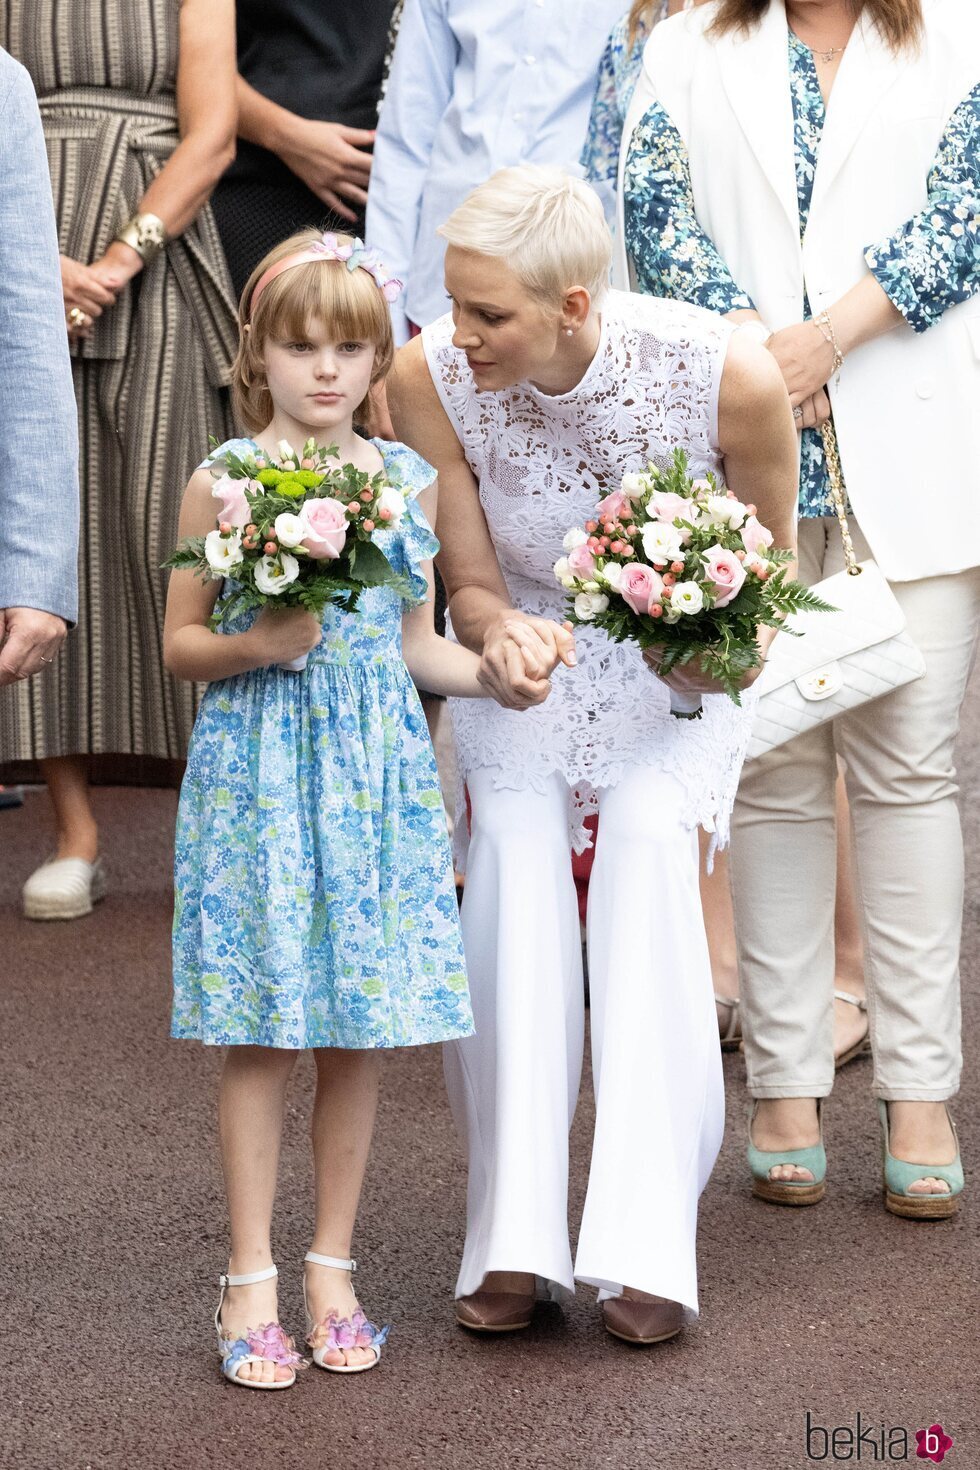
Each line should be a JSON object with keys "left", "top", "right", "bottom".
{"left": 563, "top": 526, "right": 590, "bottom": 552}
{"left": 204, "top": 528, "right": 244, "bottom": 573}
{"left": 574, "top": 590, "right": 609, "bottom": 621}
{"left": 377, "top": 486, "right": 407, "bottom": 524}
{"left": 641, "top": 520, "right": 685, "bottom": 565}
{"left": 621, "top": 471, "right": 647, "bottom": 499}
{"left": 273, "top": 512, "right": 306, "bottom": 548}
{"left": 702, "top": 494, "right": 747, "bottom": 530}
{"left": 600, "top": 560, "right": 624, "bottom": 591}
{"left": 671, "top": 581, "right": 705, "bottom": 615}
{"left": 254, "top": 552, "right": 300, "bottom": 596}
{"left": 553, "top": 556, "right": 572, "bottom": 583}
{"left": 276, "top": 438, "right": 297, "bottom": 466}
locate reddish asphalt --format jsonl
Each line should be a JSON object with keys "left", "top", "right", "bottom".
{"left": 3, "top": 683, "right": 978, "bottom": 1470}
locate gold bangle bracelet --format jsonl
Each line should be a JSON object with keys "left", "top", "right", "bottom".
{"left": 114, "top": 212, "right": 168, "bottom": 261}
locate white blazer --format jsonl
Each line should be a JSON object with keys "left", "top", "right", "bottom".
{"left": 618, "top": 0, "right": 980, "bottom": 582}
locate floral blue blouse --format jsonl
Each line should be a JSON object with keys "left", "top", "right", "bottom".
{"left": 621, "top": 31, "right": 980, "bottom": 516}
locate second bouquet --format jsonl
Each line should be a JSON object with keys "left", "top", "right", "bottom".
{"left": 556, "top": 449, "right": 831, "bottom": 718}
{"left": 166, "top": 436, "right": 415, "bottom": 669}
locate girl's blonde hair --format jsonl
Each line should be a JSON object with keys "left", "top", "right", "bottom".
{"left": 437, "top": 165, "right": 612, "bottom": 311}
{"left": 232, "top": 229, "right": 395, "bottom": 433}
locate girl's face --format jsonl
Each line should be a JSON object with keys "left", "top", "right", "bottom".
{"left": 261, "top": 318, "right": 377, "bottom": 432}
{"left": 444, "top": 246, "right": 565, "bottom": 393}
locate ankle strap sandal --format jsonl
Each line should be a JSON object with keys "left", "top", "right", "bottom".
{"left": 303, "top": 1251, "right": 389, "bottom": 1374}
{"left": 214, "top": 1264, "right": 304, "bottom": 1389}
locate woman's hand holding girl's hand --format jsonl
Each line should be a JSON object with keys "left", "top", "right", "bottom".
{"left": 60, "top": 254, "right": 118, "bottom": 338}
{"left": 766, "top": 321, "right": 836, "bottom": 406}
{"left": 246, "top": 606, "right": 322, "bottom": 667}
{"left": 479, "top": 613, "right": 577, "bottom": 710}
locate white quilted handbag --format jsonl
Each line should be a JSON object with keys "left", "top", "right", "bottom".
{"left": 746, "top": 423, "right": 926, "bottom": 763}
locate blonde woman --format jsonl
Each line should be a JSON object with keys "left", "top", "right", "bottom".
{"left": 390, "top": 165, "right": 798, "bottom": 1344}
{"left": 622, "top": 0, "right": 979, "bottom": 1214}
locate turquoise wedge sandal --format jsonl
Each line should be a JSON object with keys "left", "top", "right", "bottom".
{"left": 878, "top": 1101, "right": 963, "bottom": 1220}
{"left": 748, "top": 1100, "right": 827, "bottom": 1206}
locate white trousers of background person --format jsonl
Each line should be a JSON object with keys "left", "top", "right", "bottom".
{"left": 732, "top": 517, "right": 980, "bottom": 1103}
{"left": 443, "top": 762, "right": 725, "bottom": 1315}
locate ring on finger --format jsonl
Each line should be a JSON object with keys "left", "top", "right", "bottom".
{"left": 793, "top": 405, "right": 804, "bottom": 421}
{"left": 67, "top": 306, "right": 88, "bottom": 329}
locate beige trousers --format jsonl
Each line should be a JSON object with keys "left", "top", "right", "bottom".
{"left": 732, "top": 517, "right": 980, "bottom": 1101}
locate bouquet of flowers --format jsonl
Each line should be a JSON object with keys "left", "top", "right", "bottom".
{"left": 165, "top": 437, "right": 415, "bottom": 669}
{"left": 555, "top": 449, "right": 832, "bottom": 717}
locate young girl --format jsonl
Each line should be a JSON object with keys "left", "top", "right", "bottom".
{"left": 164, "top": 229, "right": 484, "bottom": 1390}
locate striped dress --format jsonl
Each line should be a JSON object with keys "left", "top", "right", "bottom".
{"left": 0, "top": 0, "right": 237, "bottom": 771}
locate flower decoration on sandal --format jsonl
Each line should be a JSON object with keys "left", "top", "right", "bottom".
{"left": 221, "top": 1322, "right": 307, "bottom": 1379}
{"left": 308, "top": 1308, "right": 390, "bottom": 1354}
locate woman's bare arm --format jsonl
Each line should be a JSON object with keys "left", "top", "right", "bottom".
{"left": 388, "top": 339, "right": 575, "bottom": 709}
{"left": 90, "top": 0, "right": 238, "bottom": 292}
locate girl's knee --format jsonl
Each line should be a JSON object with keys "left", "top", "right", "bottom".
{"left": 223, "top": 1044, "right": 300, "bottom": 1076}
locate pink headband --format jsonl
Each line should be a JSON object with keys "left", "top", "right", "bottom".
{"left": 250, "top": 233, "right": 403, "bottom": 312}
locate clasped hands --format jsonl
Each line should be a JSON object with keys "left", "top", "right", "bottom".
{"left": 478, "top": 613, "right": 577, "bottom": 710}
{"left": 61, "top": 241, "right": 142, "bottom": 341}
{"left": 764, "top": 320, "right": 837, "bottom": 430}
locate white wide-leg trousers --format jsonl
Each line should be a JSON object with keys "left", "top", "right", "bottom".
{"left": 444, "top": 763, "right": 725, "bottom": 1314}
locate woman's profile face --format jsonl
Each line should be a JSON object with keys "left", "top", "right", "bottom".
{"left": 444, "top": 246, "right": 564, "bottom": 393}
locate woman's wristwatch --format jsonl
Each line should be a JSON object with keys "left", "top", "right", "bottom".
{"left": 114, "top": 212, "right": 168, "bottom": 261}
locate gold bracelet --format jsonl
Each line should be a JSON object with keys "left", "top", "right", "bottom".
{"left": 114, "top": 212, "right": 168, "bottom": 261}
{"left": 814, "top": 310, "right": 844, "bottom": 384}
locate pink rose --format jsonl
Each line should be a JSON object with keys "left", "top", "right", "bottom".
{"left": 741, "top": 515, "right": 775, "bottom": 556}
{"left": 567, "top": 544, "right": 597, "bottom": 578}
{"left": 619, "top": 562, "right": 666, "bottom": 616}
{"left": 702, "top": 544, "right": 747, "bottom": 608}
{"left": 211, "top": 474, "right": 252, "bottom": 529}
{"left": 595, "top": 489, "right": 629, "bottom": 522}
{"left": 300, "top": 496, "right": 348, "bottom": 560}
{"left": 650, "top": 490, "right": 694, "bottom": 526}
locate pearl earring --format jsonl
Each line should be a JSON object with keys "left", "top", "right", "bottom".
{"left": 565, "top": 328, "right": 574, "bottom": 337}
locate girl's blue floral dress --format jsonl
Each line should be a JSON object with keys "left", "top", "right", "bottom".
{"left": 616, "top": 25, "right": 980, "bottom": 518}
{"left": 171, "top": 438, "right": 474, "bottom": 1051}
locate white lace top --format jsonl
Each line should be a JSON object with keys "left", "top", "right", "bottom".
{"left": 423, "top": 290, "right": 754, "bottom": 857}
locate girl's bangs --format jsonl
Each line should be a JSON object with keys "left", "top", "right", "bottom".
{"left": 255, "top": 259, "right": 389, "bottom": 345}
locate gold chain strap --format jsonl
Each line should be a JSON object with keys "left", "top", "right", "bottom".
{"left": 819, "top": 420, "right": 861, "bottom": 577}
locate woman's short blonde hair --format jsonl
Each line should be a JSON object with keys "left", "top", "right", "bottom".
{"left": 438, "top": 165, "right": 612, "bottom": 310}
{"left": 232, "top": 229, "right": 395, "bottom": 433}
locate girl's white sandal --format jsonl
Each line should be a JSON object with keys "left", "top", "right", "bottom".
{"left": 303, "top": 1251, "right": 389, "bottom": 1374}
{"left": 214, "top": 1264, "right": 304, "bottom": 1389}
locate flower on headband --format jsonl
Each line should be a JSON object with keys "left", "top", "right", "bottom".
{"left": 315, "top": 234, "right": 403, "bottom": 303}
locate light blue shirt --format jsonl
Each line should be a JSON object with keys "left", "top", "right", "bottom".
{"left": 366, "top": 0, "right": 626, "bottom": 341}
{"left": 0, "top": 49, "right": 79, "bottom": 623}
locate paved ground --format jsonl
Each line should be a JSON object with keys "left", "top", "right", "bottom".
{"left": 3, "top": 685, "right": 979, "bottom": 1470}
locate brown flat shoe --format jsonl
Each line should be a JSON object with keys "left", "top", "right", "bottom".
{"left": 602, "top": 1296, "right": 685, "bottom": 1345}
{"left": 455, "top": 1289, "right": 536, "bottom": 1333}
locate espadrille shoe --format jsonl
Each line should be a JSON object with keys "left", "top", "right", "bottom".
{"left": 22, "top": 856, "right": 107, "bottom": 920}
